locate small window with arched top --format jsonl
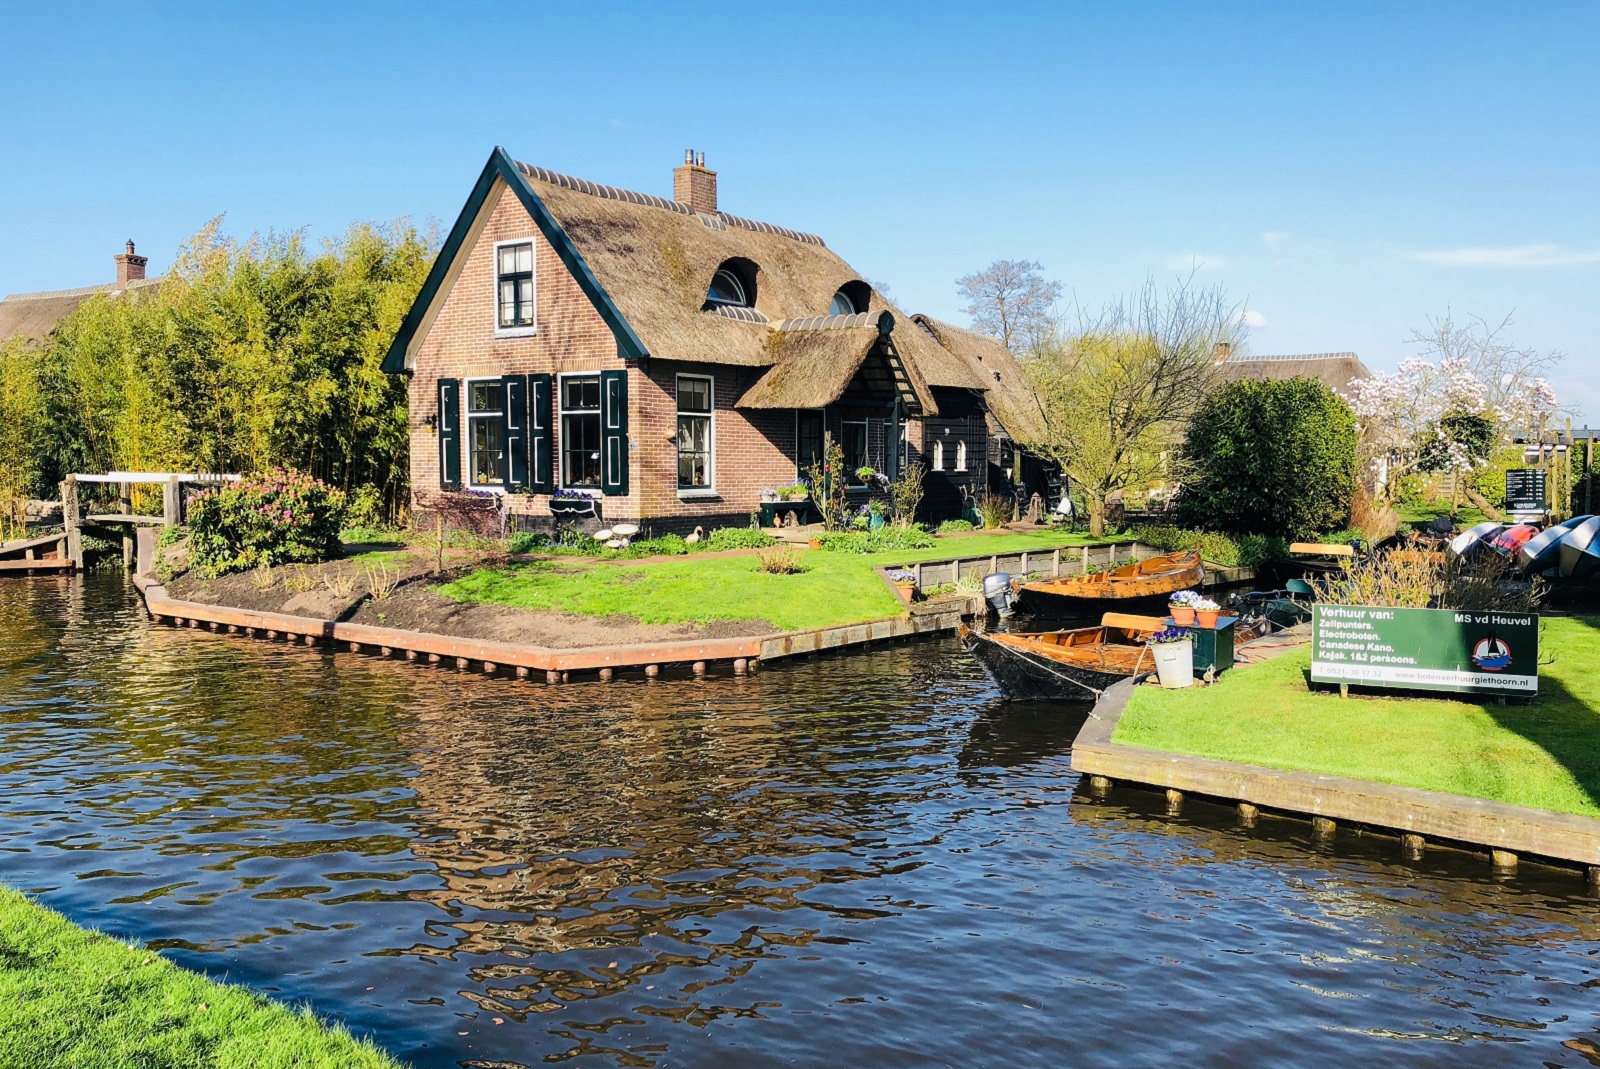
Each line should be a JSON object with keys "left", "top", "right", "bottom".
{"left": 955, "top": 440, "right": 968, "bottom": 472}
{"left": 707, "top": 269, "right": 747, "bottom": 307}
{"left": 829, "top": 280, "right": 871, "bottom": 317}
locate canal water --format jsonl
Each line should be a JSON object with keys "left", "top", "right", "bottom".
{"left": 4, "top": 573, "right": 1600, "bottom": 1067}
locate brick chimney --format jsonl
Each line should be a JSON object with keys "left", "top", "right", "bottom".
{"left": 1213, "top": 341, "right": 1232, "bottom": 364}
{"left": 673, "top": 150, "right": 717, "bottom": 215}
{"left": 114, "top": 240, "right": 148, "bottom": 289}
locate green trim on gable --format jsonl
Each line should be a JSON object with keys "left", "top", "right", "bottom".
{"left": 381, "top": 146, "right": 647, "bottom": 374}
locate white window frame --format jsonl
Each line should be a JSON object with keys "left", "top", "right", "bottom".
{"left": 493, "top": 237, "right": 538, "bottom": 338}
{"left": 675, "top": 373, "right": 716, "bottom": 496}
{"left": 841, "top": 417, "right": 870, "bottom": 477}
{"left": 557, "top": 371, "right": 603, "bottom": 490}
{"left": 955, "top": 439, "right": 968, "bottom": 472}
{"left": 932, "top": 438, "right": 945, "bottom": 472}
{"left": 463, "top": 376, "right": 508, "bottom": 492}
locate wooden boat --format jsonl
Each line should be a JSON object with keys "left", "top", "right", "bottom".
{"left": 960, "top": 613, "right": 1165, "bottom": 702}
{"left": 1017, "top": 550, "right": 1203, "bottom": 614}
{"left": 1285, "top": 540, "right": 1365, "bottom": 576}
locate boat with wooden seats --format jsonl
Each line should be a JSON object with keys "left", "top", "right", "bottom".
{"left": 1284, "top": 540, "right": 1366, "bottom": 576}
{"left": 1016, "top": 550, "right": 1203, "bottom": 615}
{"left": 959, "top": 612, "right": 1165, "bottom": 702}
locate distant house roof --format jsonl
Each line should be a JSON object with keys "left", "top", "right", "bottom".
{"left": 0, "top": 241, "right": 162, "bottom": 347}
{"left": 1214, "top": 351, "right": 1371, "bottom": 394}
{"left": 384, "top": 148, "right": 1042, "bottom": 437}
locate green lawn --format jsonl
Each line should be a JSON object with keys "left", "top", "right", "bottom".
{"left": 442, "top": 530, "right": 1126, "bottom": 632}
{"left": 0, "top": 888, "right": 403, "bottom": 1069}
{"left": 1114, "top": 616, "right": 1600, "bottom": 818}
{"left": 1396, "top": 502, "right": 1490, "bottom": 529}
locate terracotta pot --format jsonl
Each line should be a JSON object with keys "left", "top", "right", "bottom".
{"left": 1196, "top": 609, "right": 1220, "bottom": 628}
{"left": 895, "top": 580, "right": 917, "bottom": 602}
{"left": 1170, "top": 604, "right": 1196, "bottom": 626}
{"left": 808, "top": 538, "right": 823, "bottom": 549}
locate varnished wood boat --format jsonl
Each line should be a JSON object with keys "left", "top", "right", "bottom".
{"left": 1017, "top": 550, "right": 1203, "bottom": 614}
{"left": 960, "top": 613, "right": 1165, "bottom": 702}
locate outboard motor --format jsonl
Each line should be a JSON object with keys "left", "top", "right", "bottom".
{"left": 983, "top": 572, "right": 1017, "bottom": 618}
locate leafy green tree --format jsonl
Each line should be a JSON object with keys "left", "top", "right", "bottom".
{"left": 0, "top": 337, "right": 48, "bottom": 536}
{"left": 1175, "top": 377, "right": 1356, "bottom": 538}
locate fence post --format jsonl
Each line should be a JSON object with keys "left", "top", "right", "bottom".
{"left": 62, "top": 476, "right": 82, "bottom": 569}
{"left": 1052, "top": 548, "right": 1061, "bottom": 577}
{"left": 118, "top": 481, "right": 133, "bottom": 567}
{"left": 163, "top": 475, "right": 182, "bottom": 527}
{"left": 1081, "top": 546, "right": 1090, "bottom": 575}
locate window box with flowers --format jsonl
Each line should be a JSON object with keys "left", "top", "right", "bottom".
{"left": 549, "top": 488, "right": 601, "bottom": 518}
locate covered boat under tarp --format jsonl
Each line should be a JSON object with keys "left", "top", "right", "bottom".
{"left": 1450, "top": 521, "right": 1505, "bottom": 557}
{"left": 1518, "top": 515, "right": 1594, "bottom": 573}
{"left": 1558, "top": 516, "right": 1600, "bottom": 580}
{"left": 1017, "top": 550, "right": 1203, "bottom": 614}
{"left": 959, "top": 613, "right": 1165, "bottom": 702}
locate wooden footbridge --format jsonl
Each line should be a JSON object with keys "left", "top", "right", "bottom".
{"left": 0, "top": 472, "right": 238, "bottom": 574}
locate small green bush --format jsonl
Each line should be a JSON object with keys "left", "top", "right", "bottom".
{"left": 937, "top": 518, "right": 975, "bottom": 533}
{"left": 704, "top": 527, "right": 778, "bottom": 551}
{"left": 187, "top": 468, "right": 347, "bottom": 576}
{"left": 156, "top": 524, "right": 186, "bottom": 548}
{"left": 814, "top": 527, "right": 937, "bottom": 554}
{"left": 632, "top": 534, "right": 689, "bottom": 556}
{"left": 341, "top": 524, "right": 403, "bottom": 545}
{"left": 508, "top": 531, "right": 551, "bottom": 554}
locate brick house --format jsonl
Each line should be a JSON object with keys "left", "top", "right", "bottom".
{"left": 382, "top": 148, "right": 1038, "bottom": 532}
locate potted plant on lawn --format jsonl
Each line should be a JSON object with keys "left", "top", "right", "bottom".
{"left": 886, "top": 568, "right": 917, "bottom": 602}
{"left": 1192, "top": 597, "right": 1220, "bottom": 628}
{"left": 1168, "top": 590, "right": 1199, "bottom": 626}
{"left": 1149, "top": 627, "right": 1194, "bottom": 689}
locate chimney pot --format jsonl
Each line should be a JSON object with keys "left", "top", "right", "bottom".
{"left": 673, "top": 151, "right": 718, "bottom": 215}
{"left": 1213, "top": 341, "right": 1232, "bottom": 364}
{"left": 114, "top": 238, "right": 149, "bottom": 289}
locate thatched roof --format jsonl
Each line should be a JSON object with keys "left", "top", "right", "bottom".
{"left": 1215, "top": 351, "right": 1371, "bottom": 394}
{"left": 0, "top": 278, "right": 162, "bottom": 346}
{"left": 737, "top": 313, "right": 936, "bottom": 413}
{"left": 911, "top": 315, "right": 1043, "bottom": 441}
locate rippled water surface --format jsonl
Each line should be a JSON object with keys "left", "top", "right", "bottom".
{"left": 5, "top": 574, "right": 1600, "bottom": 1067}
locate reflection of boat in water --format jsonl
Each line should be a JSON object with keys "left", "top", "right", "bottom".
{"left": 1017, "top": 551, "right": 1202, "bottom": 615}
{"left": 960, "top": 613, "right": 1165, "bottom": 702}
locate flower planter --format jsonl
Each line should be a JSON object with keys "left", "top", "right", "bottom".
{"left": 1169, "top": 604, "right": 1196, "bottom": 626}
{"left": 1152, "top": 638, "right": 1195, "bottom": 689}
{"left": 894, "top": 580, "right": 917, "bottom": 602}
{"left": 1195, "top": 609, "right": 1219, "bottom": 628}
{"left": 808, "top": 537, "right": 823, "bottom": 550}
{"left": 549, "top": 498, "right": 599, "bottom": 519}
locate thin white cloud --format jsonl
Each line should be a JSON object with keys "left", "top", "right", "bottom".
{"left": 1163, "top": 252, "right": 1228, "bottom": 271}
{"left": 1261, "top": 230, "right": 1290, "bottom": 247}
{"left": 1408, "top": 243, "right": 1600, "bottom": 268}
{"left": 1234, "top": 309, "right": 1267, "bottom": 328}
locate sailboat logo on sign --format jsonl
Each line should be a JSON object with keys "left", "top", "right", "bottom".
{"left": 1471, "top": 634, "right": 1513, "bottom": 671}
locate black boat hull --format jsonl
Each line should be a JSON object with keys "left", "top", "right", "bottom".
{"left": 961, "top": 628, "right": 1136, "bottom": 702}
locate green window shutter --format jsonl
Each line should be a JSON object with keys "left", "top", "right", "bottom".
{"left": 502, "top": 373, "right": 529, "bottom": 490}
{"left": 600, "top": 368, "right": 629, "bottom": 496}
{"left": 437, "top": 378, "right": 461, "bottom": 489}
{"left": 529, "top": 373, "right": 554, "bottom": 494}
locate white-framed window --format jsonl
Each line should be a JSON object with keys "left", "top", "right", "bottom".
{"left": 932, "top": 439, "right": 945, "bottom": 471}
{"left": 676, "top": 374, "right": 714, "bottom": 489}
{"left": 559, "top": 374, "right": 602, "bottom": 488}
{"left": 495, "top": 239, "right": 536, "bottom": 333}
{"left": 955, "top": 439, "right": 968, "bottom": 472}
{"left": 841, "top": 418, "right": 869, "bottom": 475}
{"left": 465, "top": 378, "right": 506, "bottom": 489}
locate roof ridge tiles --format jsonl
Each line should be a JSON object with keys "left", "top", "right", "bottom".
{"left": 515, "top": 160, "right": 825, "bottom": 247}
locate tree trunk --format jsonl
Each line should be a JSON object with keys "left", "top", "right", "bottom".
{"left": 1088, "top": 494, "right": 1107, "bottom": 538}
{"left": 1462, "top": 485, "right": 1504, "bottom": 522}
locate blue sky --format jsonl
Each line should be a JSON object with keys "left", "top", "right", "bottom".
{"left": 3, "top": 2, "right": 1596, "bottom": 418}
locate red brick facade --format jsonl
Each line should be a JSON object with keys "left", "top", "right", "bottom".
{"left": 408, "top": 185, "right": 805, "bottom": 533}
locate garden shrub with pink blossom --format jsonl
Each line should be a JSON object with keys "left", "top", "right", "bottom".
{"left": 187, "top": 469, "right": 347, "bottom": 576}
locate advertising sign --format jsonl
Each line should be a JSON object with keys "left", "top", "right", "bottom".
{"left": 1311, "top": 605, "right": 1539, "bottom": 696}
{"left": 1504, "top": 468, "right": 1548, "bottom": 514}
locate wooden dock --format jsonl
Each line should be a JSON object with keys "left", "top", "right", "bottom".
{"left": 1073, "top": 676, "right": 1600, "bottom": 883}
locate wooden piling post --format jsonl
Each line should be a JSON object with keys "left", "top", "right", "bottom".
{"left": 162, "top": 474, "right": 183, "bottom": 527}
{"left": 515, "top": 665, "right": 530, "bottom": 679}
{"left": 349, "top": 641, "right": 361, "bottom": 653}
{"left": 245, "top": 627, "right": 256, "bottom": 637}
{"left": 455, "top": 656, "right": 469, "bottom": 670}
{"left": 303, "top": 634, "right": 316, "bottom": 646}
{"left": 1081, "top": 547, "right": 1090, "bottom": 575}
{"left": 546, "top": 669, "right": 561, "bottom": 684}
{"left": 733, "top": 658, "right": 748, "bottom": 676}
{"left": 1088, "top": 774, "right": 1112, "bottom": 798}
{"left": 1587, "top": 866, "right": 1600, "bottom": 894}
{"left": 1237, "top": 802, "right": 1259, "bottom": 827}
{"left": 692, "top": 660, "right": 707, "bottom": 676}
{"left": 405, "top": 649, "right": 418, "bottom": 662}
{"left": 1052, "top": 548, "right": 1061, "bottom": 577}
{"left": 427, "top": 652, "right": 441, "bottom": 664}
{"left": 645, "top": 664, "right": 660, "bottom": 678}
{"left": 1164, "top": 788, "right": 1183, "bottom": 816}
{"left": 1401, "top": 833, "right": 1425, "bottom": 860}
{"left": 61, "top": 476, "right": 82, "bottom": 569}
{"left": 599, "top": 667, "right": 614, "bottom": 682}
{"left": 118, "top": 481, "right": 134, "bottom": 567}
{"left": 1312, "top": 816, "right": 1336, "bottom": 840}
{"left": 1491, "top": 849, "right": 1517, "bottom": 874}
{"left": 380, "top": 646, "right": 393, "bottom": 657}
{"left": 482, "top": 661, "right": 496, "bottom": 674}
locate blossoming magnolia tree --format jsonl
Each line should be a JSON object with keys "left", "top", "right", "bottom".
{"left": 1345, "top": 315, "right": 1560, "bottom": 519}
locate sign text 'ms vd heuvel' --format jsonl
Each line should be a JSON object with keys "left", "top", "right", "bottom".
{"left": 1311, "top": 605, "right": 1539, "bottom": 696}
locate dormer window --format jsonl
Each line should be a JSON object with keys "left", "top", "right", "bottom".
{"left": 828, "top": 280, "right": 871, "bottom": 317}
{"left": 496, "top": 240, "right": 536, "bottom": 331}
{"left": 707, "top": 269, "right": 748, "bottom": 307}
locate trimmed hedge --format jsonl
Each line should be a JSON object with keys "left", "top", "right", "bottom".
{"left": 814, "top": 527, "right": 937, "bottom": 554}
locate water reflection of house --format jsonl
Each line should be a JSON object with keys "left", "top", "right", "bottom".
{"left": 381, "top": 148, "right": 1038, "bottom": 531}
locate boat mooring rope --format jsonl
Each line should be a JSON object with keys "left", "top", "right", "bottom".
{"left": 987, "top": 639, "right": 1110, "bottom": 698}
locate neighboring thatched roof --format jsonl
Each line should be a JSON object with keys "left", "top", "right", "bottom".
{"left": 737, "top": 313, "right": 937, "bottom": 413}
{"left": 1215, "top": 352, "right": 1371, "bottom": 394}
{"left": 0, "top": 277, "right": 162, "bottom": 346}
{"left": 911, "top": 315, "right": 1043, "bottom": 441}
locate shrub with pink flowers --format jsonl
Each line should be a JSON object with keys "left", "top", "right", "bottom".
{"left": 187, "top": 468, "right": 348, "bottom": 576}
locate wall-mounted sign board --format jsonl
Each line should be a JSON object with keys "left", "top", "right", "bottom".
{"left": 1311, "top": 605, "right": 1538, "bottom": 696}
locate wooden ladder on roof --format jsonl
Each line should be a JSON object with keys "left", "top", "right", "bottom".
{"left": 878, "top": 337, "right": 922, "bottom": 414}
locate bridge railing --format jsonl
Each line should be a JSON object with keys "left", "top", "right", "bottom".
{"left": 61, "top": 472, "right": 241, "bottom": 568}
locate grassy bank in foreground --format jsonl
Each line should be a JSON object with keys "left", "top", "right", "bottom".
{"left": 1114, "top": 616, "right": 1600, "bottom": 818}
{"left": 444, "top": 530, "right": 1127, "bottom": 631}
{"left": 0, "top": 888, "right": 402, "bottom": 1069}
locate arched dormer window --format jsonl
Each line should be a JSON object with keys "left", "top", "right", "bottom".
{"left": 704, "top": 258, "right": 758, "bottom": 309}
{"left": 829, "top": 280, "right": 871, "bottom": 317}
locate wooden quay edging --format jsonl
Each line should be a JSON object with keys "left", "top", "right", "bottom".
{"left": 1073, "top": 677, "right": 1600, "bottom": 884}
{"left": 134, "top": 576, "right": 961, "bottom": 682}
